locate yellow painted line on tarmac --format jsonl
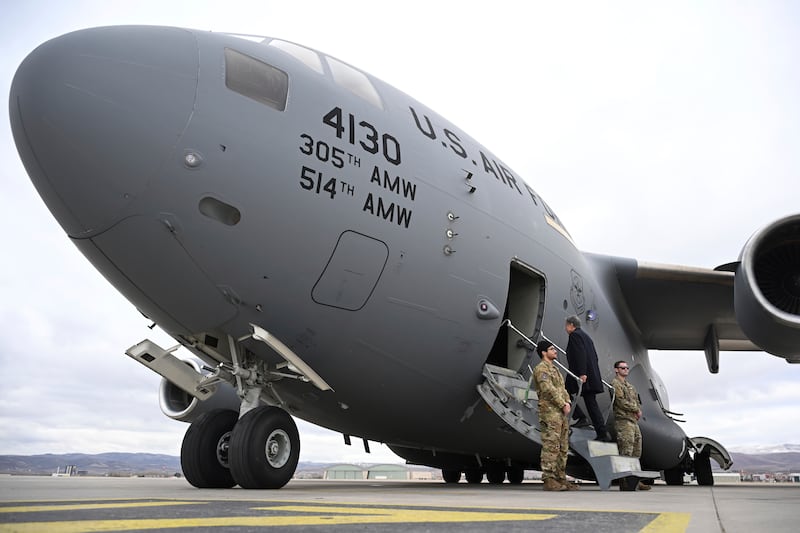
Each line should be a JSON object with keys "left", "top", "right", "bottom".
{"left": 257, "top": 504, "right": 556, "bottom": 522}
{"left": 2, "top": 504, "right": 556, "bottom": 532}
{"left": 0, "top": 500, "right": 691, "bottom": 533}
{"left": 641, "top": 511, "right": 692, "bottom": 532}
{"left": 0, "top": 501, "right": 204, "bottom": 514}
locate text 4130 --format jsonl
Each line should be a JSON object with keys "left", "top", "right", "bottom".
{"left": 323, "top": 107, "right": 401, "bottom": 166}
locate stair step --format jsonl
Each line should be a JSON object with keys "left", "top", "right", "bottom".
{"left": 477, "top": 364, "right": 661, "bottom": 491}
{"left": 611, "top": 455, "right": 642, "bottom": 473}
{"left": 587, "top": 439, "right": 619, "bottom": 457}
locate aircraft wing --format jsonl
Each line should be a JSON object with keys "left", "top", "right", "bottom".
{"left": 587, "top": 254, "right": 758, "bottom": 372}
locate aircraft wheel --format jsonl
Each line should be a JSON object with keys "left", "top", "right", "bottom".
{"left": 442, "top": 469, "right": 461, "bottom": 483}
{"left": 506, "top": 467, "right": 525, "bottom": 484}
{"left": 695, "top": 451, "right": 714, "bottom": 486}
{"left": 663, "top": 467, "right": 684, "bottom": 485}
{"left": 229, "top": 406, "right": 300, "bottom": 489}
{"left": 180, "top": 409, "right": 238, "bottom": 488}
{"left": 464, "top": 469, "right": 484, "bottom": 484}
{"left": 486, "top": 466, "right": 506, "bottom": 484}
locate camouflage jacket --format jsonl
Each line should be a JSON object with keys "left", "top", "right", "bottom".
{"left": 612, "top": 376, "right": 641, "bottom": 423}
{"left": 533, "top": 359, "right": 570, "bottom": 415}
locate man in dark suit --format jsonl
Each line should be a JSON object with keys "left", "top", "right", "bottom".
{"left": 565, "top": 315, "right": 612, "bottom": 442}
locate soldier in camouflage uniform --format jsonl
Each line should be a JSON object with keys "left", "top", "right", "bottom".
{"left": 533, "top": 340, "right": 576, "bottom": 491}
{"left": 612, "top": 360, "right": 651, "bottom": 490}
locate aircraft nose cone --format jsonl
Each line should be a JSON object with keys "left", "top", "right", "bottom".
{"left": 9, "top": 26, "right": 198, "bottom": 237}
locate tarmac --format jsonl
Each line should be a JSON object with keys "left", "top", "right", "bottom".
{"left": 1, "top": 475, "right": 798, "bottom": 532}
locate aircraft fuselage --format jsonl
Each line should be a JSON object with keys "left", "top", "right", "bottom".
{"left": 11, "top": 26, "right": 689, "bottom": 478}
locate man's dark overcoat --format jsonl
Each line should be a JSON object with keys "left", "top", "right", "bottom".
{"left": 565, "top": 327, "right": 604, "bottom": 395}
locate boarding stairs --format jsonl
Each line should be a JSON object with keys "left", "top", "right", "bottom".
{"left": 477, "top": 323, "right": 660, "bottom": 490}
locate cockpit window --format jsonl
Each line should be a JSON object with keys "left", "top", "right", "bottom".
{"left": 225, "top": 48, "right": 288, "bottom": 111}
{"left": 326, "top": 57, "right": 383, "bottom": 109}
{"left": 268, "top": 40, "right": 324, "bottom": 74}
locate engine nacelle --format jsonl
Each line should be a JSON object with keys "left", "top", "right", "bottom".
{"left": 158, "top": 359, "right": 241, "bottom": 422}
{"left": 735, "top": 214, "right": 800, "bottom": 361}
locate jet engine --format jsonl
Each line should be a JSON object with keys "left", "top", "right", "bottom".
{"left": 734, "top": 214, "right": 800, "bottom": 361}
{"left": 158, "top": 358, "right": 241, "bottom": 422}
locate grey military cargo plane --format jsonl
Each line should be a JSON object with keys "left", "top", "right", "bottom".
{"left": 9, "top": 25, "right": 800, "bottom": 490}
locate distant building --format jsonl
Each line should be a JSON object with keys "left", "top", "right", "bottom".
{"left": 323, "top": 464, "right": 437, "bottom": 481}
{"left": 366, "top": 464, "right": 410, "bottom": 480}
{"left": 324, "top": 464, "right": 365, "bottom": 480}
{"left": 712, "top": 473, "right": 741, "bottom": 484}
{"left": 52, "top": 465, "right": 78, "bottom": 477}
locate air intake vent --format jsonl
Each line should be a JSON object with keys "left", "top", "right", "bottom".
{"left": 755, "top": 241, "right": 800, "bottom": 315}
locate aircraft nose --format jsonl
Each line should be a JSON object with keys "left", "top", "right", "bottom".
{"left": 9, "top": 26, "right": 198, "bottom": 237}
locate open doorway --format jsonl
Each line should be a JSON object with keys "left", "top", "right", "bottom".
{"left": 485, "top": 260, "right": 546, "bottom": 373}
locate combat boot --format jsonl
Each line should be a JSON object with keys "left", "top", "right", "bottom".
{"left": 543, "top": 478, "right": 568, "bottom": 491}
{"left": 559, "top": 479, "right": 580, "bottom": 490}
{"left": 637, "top": 481, "right": 652, "bottom": 491}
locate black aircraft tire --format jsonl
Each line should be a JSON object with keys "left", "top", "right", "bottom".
{"left": 442, "top": 469, "right": 461, "bottom": 483}
{"left": 229, "top": 406, "right": 300, "bottom": 489}
{"left": 180, "top": 409, "right": 238, "bottom": 488}
{"left": 507, "top": 468, "right": 525, "bottom": 484}
{"left": 663, "top": 467, "right": 684, "bottom": 485}
{"left": 695, "top": 451, "right": 714, "bottom": 486}
{"left": 486, "top": 467, "right": 506, "bottom": 484}
{"left": 465, "top": 469, "right": 484, "bottom": 484}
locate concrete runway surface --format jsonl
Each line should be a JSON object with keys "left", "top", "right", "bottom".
{"left": 1, "top": 476, "right": 798, "bottom": 532}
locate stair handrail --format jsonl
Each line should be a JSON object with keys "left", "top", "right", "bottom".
{"left": 503, "top": 320, "right": 616, "bottom": 426}
{"left": 501, "top": 319, "right": 583, "bottom": 399}
{"left": 539, "top": 331, "right": 616, "bottom": 427}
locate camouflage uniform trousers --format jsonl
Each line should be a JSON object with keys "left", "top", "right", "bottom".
{"left": 614, "top": 419, "right": 642, "bottom": 458}
{"left": 539, "top": 408, "right": 569, "bottom": 482}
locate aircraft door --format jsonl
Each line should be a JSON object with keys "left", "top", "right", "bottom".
{"left": 485, "top": 260, "right": 546, "bottom": 372}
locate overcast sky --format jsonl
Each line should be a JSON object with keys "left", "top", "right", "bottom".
{"left": 1, "top": 1, "right": 798, "bottom": 464}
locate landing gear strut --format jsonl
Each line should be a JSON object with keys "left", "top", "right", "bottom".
{"left": 178, "top": 326, "right": 328, "bottom": 489}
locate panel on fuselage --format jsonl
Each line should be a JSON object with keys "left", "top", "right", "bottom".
{"left": 312, "top": 230, "right": 389, "bottom": 311}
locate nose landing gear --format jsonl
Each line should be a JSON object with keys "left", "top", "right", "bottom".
{"left": 180, "top": 405, "right": 300, "bottom": 489}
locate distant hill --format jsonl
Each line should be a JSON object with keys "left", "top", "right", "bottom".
{"left": 0, "top": 453, "right": 181, "bottom": 476}
{"left": 724, "top": 452, "right": 800, "bottom": 473}
{"left": 728, "top": 444, "right": 800, "bottom": 454}
{"left": 2, "top": 450, "right": 800, "bottom": 476}
{"left": 0, "top": 453, "right": 334, "bottom": 476}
